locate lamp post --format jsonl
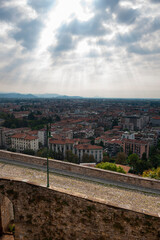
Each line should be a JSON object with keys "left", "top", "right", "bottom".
{"left": 46, "top": 123, "right": 51, "bottom": 188}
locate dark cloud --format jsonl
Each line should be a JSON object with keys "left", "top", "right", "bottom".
{"left": 115, "top": 15, "right": 160, "bottom": 46}
{"left": 150, "top": 0, "right": 160, "bottom": 3}
{"left": 94, "top": 0, "right": 119, "bottom": 10}
{"left": 52, "top": 33, "right": 77, "bottom": 53}
{"left": 0, "top": 5, "right": 22, "bottom": 22}
{"left": 58, "top": 13, "right": 110, "bottom": 37}
{"left": 115, "top": 7, "right": 139, "bottom": 25}
{"left": 12, "top": 19, "right": 44, "bottom": 50}
{"left": 128, "top": 45, "right": 160, "bottom": 55}
{"left": 150, "top": 17, "right": 160, "bottom": 32}
{"left": 27, "top": 0, "right": 56, "bottom": 13}
{"left": 50, "top": 11, "right": 111, "bottom": 56}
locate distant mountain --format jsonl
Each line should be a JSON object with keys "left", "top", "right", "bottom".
{"left": 35, "top": 93, "right": 61, "bottom": 98}
{"left": 0, "top": 92, "right": 83, "bottom": 99}
{"left": 0, "top": 93, "right": 36, "bottom": 99}
{"left": 35, "top": 93, "right": 83, "bottom": 99}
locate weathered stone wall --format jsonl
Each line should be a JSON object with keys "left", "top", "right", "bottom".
{"left": 0, "top": 195, "right": 14, "bottom": 232}
{"left": 0, "top": 150, "right": 160, "bottom": 191}
{"left": 0, "top": 178, "right": 159, "bottom": 240}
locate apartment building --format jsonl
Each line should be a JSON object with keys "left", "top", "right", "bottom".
{"left": 74, "top": 144, "right": 103, "bottom": 163}
{"left": 11, "top": 133, "right": 38, "bottom": 152}
{"left": 49, "top": 139, "right": 103, "bottom": 162}
{"left": 122, "top": 139, "right": 149, "bottom": 158}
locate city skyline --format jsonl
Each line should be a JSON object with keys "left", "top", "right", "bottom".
{"left": 0, "top": 0, "right": 160, "bottom": 98}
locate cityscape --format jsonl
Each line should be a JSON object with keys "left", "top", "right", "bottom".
{"left": 0, "top": 0, "right": 160, "bottom": 239}
{"left": 0, "top": 97, "right": 160, "bottom": 176}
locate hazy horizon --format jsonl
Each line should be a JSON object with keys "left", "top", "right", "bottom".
{"left": 0, "top": 0, "right": 160, "bottom": 98}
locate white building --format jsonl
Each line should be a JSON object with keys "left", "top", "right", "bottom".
{"left": 11, "top": 133, "right": 38, "bottom": 152}
{"left": 49, "top": 139, "right": 103, "bottom": 163}
{"left": 74, "top": 144, "right": 103, "bottom": 163}
{"left": 38, "top": 129, "right": 46, "bottom": 146}
{"left": 122, "top": 131, "right": 135, "bottom": 140}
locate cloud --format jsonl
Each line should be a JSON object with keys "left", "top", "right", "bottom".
{"left": 115, "top": 6, "right": 139, "bottom": 25}
{"left": 115, "top": 15, "right": 160, "bottom": 47}
{"left": 59, "top": 11, "right": 110, "bottom": 37}
{"left": 52, "top": 33, "right": 77, "bottom": 54}
{"left": 94, "top": 0, "right": 119, "bottom": 10}
{"left": 50, "top": 9, "right": 111, "bottom": 56}
{"left": 0, "top": 5, "right": 22, "bottom": 22}
{"left": 128, "top": 45, "right": 160, "bottom": 55}
{"left": 150, "top": 0, "right": 160, "bottom": 3}
{"left": 12, "top": 19, "right": 44, "bottom": 50}
{"left": 150, "top": 16, "right": 160, "bottom": 32}
{"left": 27, "top": 0, "right": 56, "bottom": 13}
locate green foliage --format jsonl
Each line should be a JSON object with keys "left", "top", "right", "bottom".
{"left": 8, "top": 223, "right": 15, "bottom": 233}
{"left": 103, "top": 155, "right": 110, "bottom": 162}
{"left": 22, "top": 149, "right": 35, "bottom": 155}
{"left": 148, "top": 144, "right": 160, "bottom": 168}
{"left": 82, "top": 153, "right": 95, "bottom": 163}
{"left": 96, "top": 162, "right": 126, "bottom": 174}
{"left": 65, "top": 150, "right": 78, "bottom": 163}
{"left": 128, "top": 153, "right": 150, "bottom": 174}
{"left": 37, "top": 148, "right": 54, "bottom": 159}
{"left": 142, "top": 167, "right": 160, "bottom": 180}
{"left": 115, "top": 152, "right": 127, "bottom": 165}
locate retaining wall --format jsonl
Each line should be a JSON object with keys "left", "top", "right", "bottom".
{"left": 0, "top": 150, "right": 160, "bottom": 190}
{"left": 0, "top": 178, "right": 160, "bottom": 240}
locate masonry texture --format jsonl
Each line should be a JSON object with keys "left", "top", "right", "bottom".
{"left": 0, "top": 178, "right": 160, "bottom": 240}
{"left": 0, "top": 150, "right": 160, "bottom": 190}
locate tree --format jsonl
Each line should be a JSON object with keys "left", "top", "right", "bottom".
{"left": 28, "top": 112, "right": 35, "bottom": 120}
{"left": 81, "top": 153, "right": 95, "bottom": 163}
{"left": 22, "top": 149, "right": 35, "bottom": 156}
{"left": 103, "top": 156, "right": 110, "bottom": 162}
{"left": 128, "top": 153, "right": 139, "bottom": 169}
{"left": 128, "top": 153, "right": 149, "bottom": 174}
{"left": 115, "top": 152, "right": 127, "bottom": 165}
{"left": 65, "top": 150, "right": 78, "bottom": 164}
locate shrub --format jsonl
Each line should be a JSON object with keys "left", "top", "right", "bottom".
{"left": 96, "top": 162, "right": 126, "bottom": 174}
{"left": 142, "top": 167, "right": 160, "bottom": 180}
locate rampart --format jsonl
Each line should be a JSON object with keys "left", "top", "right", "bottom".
{"left": 0, "top": 178, "right": 160, "bottom": 240}
{"left": 0, "top": 150, "right": 160, "bottom": 191}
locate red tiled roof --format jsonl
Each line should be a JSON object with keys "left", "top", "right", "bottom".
{"left": 11, "top": 133, "right": 38, "bottom": 140}
{"left": 49, "top": 139, "right": 75, "bottom": 144}
{"left": 75, "top": 144, "right": 103, "bottom": 150}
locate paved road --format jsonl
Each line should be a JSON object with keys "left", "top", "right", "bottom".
{"left": 0, "top": 158, "right": 160, "bottom": 195}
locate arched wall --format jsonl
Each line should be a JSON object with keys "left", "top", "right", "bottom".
{"left": 0, "top": 177, "right": 160, "bottom": 240}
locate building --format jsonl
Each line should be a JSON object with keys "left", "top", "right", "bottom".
{"left": 38, "top": 129, "right": 47, "bottom": 146}
{"left": 151, "top": 117, "right": 160, "bottom": 127}
{"left": 49, "top": 138, "right": 103, "bottom": 162}
{"left": 104, "top": 139, "right": 123, "bottom": 157}
{"left": 122, "top": 131, "right": 135, "bottom": 140}
{"left": 49, "top": 139, "right": 75, "bottom": 157}
{"left": 73, "top": 144, "right": 103, "bottom": 163}
{"left": 11, "top": 133, "right": 38, "bottom": 152}
{"left": 122, "top": 139, "right": 149, "bottom": 158}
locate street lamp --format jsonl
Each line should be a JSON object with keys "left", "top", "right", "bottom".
{"left": 46, "top": 123, "right": 52, "bottom": 188}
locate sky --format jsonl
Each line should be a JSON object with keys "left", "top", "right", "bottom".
{"left": 0, "top": 0, "right": 160, "bottom": 98}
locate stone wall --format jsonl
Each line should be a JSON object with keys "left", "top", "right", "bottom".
{"left": 0, "top": 195, "right": 14, "bottom": 232}
{"left": 0, "top": 178, "right": 160, "bottom": 240}
{"left": 0, "top": 150, "right": 160, "bottom": 191}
